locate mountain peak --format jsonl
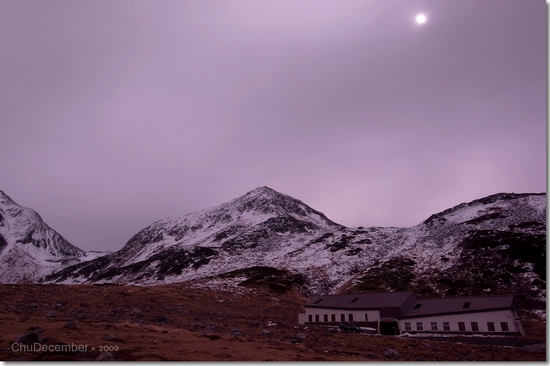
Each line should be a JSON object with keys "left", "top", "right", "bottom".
{"left": 252, "top": 186, "right": 273, "bottom": 192}
{"left": 231, "top": 187, "right": 308, "bottom": 215}
{"left": 220, "top": 186, "right": 342, "bottom": 230}
{"left": 232, "top": 186, "right": 290, "bottom": 205}
{"left": 245, "top": 186, "right": 279, "bottom": 196}
{"left": 0, "top": 190, "right": 15, "bottom": 205}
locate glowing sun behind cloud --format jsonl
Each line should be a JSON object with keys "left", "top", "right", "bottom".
{"left": 416, "top": 14, "right": 427, "bottom": 24}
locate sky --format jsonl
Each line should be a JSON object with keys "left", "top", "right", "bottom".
{"left": 0, "top": 0, "right": 546, "bottom": 252}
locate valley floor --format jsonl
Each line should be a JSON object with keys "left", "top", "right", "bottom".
{"left": 0, "top": 283, "right": 545, "bottom": 361}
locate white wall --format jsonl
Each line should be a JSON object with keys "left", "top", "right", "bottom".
{"left": 299, "top": 308, "right": 380, "bottom": 324}
{"left": 299, "top": 307, "right": 523, "bottom": 336}
{"left": 398, "top": 309, "right": 520, "bottom": 333}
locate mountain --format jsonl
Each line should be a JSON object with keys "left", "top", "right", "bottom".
{"left": 43, "top": 186, "right": 354, "bottom": 289}
{"left": 43, "top": 187, "right": 546, "bottom": 310}
{"left": 0, "top": 191, "right": 95, "bottom": 283}
{"left": 343, "top": 193, "right": 546, "bottom": 307}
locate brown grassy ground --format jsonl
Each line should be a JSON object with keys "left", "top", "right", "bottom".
{"left": 0, "top": 283, "right": 545, "bottom": 361}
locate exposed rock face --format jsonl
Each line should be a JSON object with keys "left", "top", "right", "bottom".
{"left": 0, "top": 191, "right": 87, "bottom": 283}
{"left": 42, "top": 187, "right": 546, "bottom": 310}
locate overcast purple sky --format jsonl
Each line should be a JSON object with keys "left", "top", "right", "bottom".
{"left": 0, "top": 0, "right": 546, "bottom": 252}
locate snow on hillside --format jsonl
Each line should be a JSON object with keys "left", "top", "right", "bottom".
{"left": 1, "top": 186, "right": 542, "bottom": 312}
{"left": 42, "top": 188, "right": 545, "bottom": 310}
{"left": 343, "top": 193, "right": 546, "bottom": 310}
{"left": 0, "top": 190, "right": 105, "bottom": 283}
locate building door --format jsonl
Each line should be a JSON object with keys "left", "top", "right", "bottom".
{"left": 379, "top": 319, "right": 400, "bottom": 335}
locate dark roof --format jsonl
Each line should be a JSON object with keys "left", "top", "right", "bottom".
{"left": 305, "top": 291, "right": 416, "bottom": 310}
{"left": 402, "top": 295, "right": 515, "bottom": 318}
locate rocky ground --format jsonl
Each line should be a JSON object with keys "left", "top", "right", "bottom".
{"left": 0, "top": 283, "right": 545, "bottom": 361}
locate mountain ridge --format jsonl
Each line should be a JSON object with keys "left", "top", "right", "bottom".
{"left": 0, "top": 187, "right": 544, "bottom": 311}
{"left": 38, "top": 187, "right": 545, "bottom": 312}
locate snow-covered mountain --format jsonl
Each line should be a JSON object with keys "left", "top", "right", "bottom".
{"left": 344, "top": 193, "right": 546, "bottom": 303}
{"left": 0, "top": 191, "right": 100, "bottom": 283}
{"left": 44, "top": 186, "right": 356, "bottom": 287}
{"left": 43, "top": 187, "right": 546, "bottom": 307}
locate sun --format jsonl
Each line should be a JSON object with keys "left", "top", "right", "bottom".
{"left": 415, "top": 14, "right": 427, "bottom": 24}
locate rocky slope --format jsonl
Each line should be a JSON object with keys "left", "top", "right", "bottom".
{"left": 42, "top": 187, "right": 546, "bottom": 308}
{"left": 0, "top": 284, "right": 545, "bottom": 362}
{"left": 43, "top": 186, "right": 367, "bottom": 291}
{"left": 343, "top": 193, "right": 546, "bottom": 308}
{"left": 0, "top": 191, "right": 95, "bottom": 283}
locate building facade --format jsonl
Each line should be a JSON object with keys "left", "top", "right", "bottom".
{"left": 298, "top": 291, "right": 524, "bottom": 336}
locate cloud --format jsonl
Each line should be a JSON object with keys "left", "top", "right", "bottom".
{"left": 0, "top": 0, "right": 545, "bottom": 251}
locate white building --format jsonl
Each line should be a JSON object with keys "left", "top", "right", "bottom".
{"left": 298, "top": 291, "right": 524, "bottom": 336}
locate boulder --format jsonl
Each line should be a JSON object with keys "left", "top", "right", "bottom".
{"left": 12, "top": 328, "right": 44, "bottom": 345}
{"left": 63, "top": 322, "right": 77, "bottom": 329}
{"left": 384, "top": 349, "right": 400, "bottom": 360}
{"left": 204, "top": 334, "right": 222, "bottom": 340}
{"left": 102, "top": 334, "right": 118, "bottom": 341}
{"left": 156, "top": 315, "right": 167, "bottom": 324}
{"left": 95, "top": 352, "right": 114, "bottom": 361}
{"left": 291, "top": 333, "right": 306, "bottom": 343}
{"left": 230, "top": 329, "right": 245, "bottom": 337}
{"left": 45, "top": 310, "right": 58, "bottom": 318}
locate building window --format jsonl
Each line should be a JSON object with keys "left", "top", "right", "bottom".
{"left": 471, "top": 322, "right": 479, "bottom": 332}
{"left": 458, "top": 322, "right": 466, "bottom": 332}
{"left": 413, "top": 303, "right": 422, "bottom": 310}
{"left": 443, "top": 322, "right": 450, "bottom": 331}
{"left": 314, "top": 299, "right": 323, "bottom": 304}
{"left": 308, "top": 315, "right": 312, "bottom": 323}
{"left": 500, "top": 322, "right": 509, "bottom": 332}
{"left": 331, "top": 314, "right": 336, "bottom": 322}
{"left": 315, "top": 314, "right": 319, "bottom": 322}
{"left": 323, "top": 314, "right": 328, "bottom": 322}
{"left": 340, "top": 314, "right": 345, "bottom": 322}
{"left": 364, "top": 313, "right": 368, "bottom": 321}
{"left": 348, "top": 314, "right": 354, "bottom": 321}
{"left": 416, "top": 322, "right": 423, "bottom": 331}
{"left": 487, "top": 322, "right": 495, "bottom": 332}
{"left": 462, "top": 302, "right": 471, "bottom": 309}
{"left": 350, "top": 297, "right": 359, "bottom": 303}
{"left": 431, "top": 322, "right": 438, "bottom": 331}
{"left": 404, "top": 322, "right": 411, "bottom": 331}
